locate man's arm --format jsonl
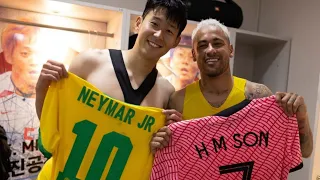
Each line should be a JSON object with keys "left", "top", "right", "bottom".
{"left": 245, "top": 81, "right": 313, "bottom": 158}
{"left": 160, "top": 80, "right": 184, "bottom": 125}
{"left": 297, "top": 114, "right": 313, "bottom": 158}
{"left": 149, "top": 81, "right": 183, "bottom": 155}
{"left": 35, "top": 86, "right": 49, "bottom": 120}
{"left": 161, "top": 80, "right": 176, "bottom": 109}
{"left": 244, "top": 81, "right": 273, "bottom": 100}
{"left": 275, "top": 92, "right": 313, "bottom": 158}
{"left": 167, "top": 88, "right": 185, "bottom": 114}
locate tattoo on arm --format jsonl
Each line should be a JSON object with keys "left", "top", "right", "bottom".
{"left": 299, "top": 133, "right": 307, "bottom": 144}
{"left": 298, "top": 119, "right": 313, "bottom": 158}
{"left": 299, "top": 131, "right": 313, "bottom": 157}
{"left": 245, "top": 83, "right": 273, "bottom": 100}
{"left": 299, "top": 121, "right": 308, "bottom": 144}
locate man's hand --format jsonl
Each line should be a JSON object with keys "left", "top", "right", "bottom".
{"left": 149, "top": 109, "right": 182, "bottom": 155}
{"left": 275, "top": 92, "right": 313, "bottom": 157}
{"left": 150, "top": 126, "right": 171, "bottom": 155}
{"left": 35, "top": 60, "right": 68, "bottom": 119}
{"left": 162, "top": 109, "right": 183, "bottom": 125}
{"left": 275, "top": 92, "right": 307, "bottom": 119}
{"left": 36, "top": 60, "right": 68, "bottom": 91}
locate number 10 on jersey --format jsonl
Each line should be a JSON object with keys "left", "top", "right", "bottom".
{"left": 57, "top": 120, "right": 133, "bottom": 180}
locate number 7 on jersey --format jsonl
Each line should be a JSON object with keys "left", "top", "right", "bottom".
{"left": 219, "top": 161, "right": 254, "bottom": 180}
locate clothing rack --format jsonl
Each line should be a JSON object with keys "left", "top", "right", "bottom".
{"left": 0, "top": 18, "right": 114, "bottom": 38}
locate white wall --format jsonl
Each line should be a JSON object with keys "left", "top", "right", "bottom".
{"left": 76, "top": 0, "right": 260, "bottom": 32}
{"left": 233, "top": 0, "right": 260, "bottom": 32}
{"left": 259, "top": 0, "right": 320, "bottom": 179}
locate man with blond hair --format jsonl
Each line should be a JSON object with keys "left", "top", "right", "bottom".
{"left": 150, "top": 18, "right": 313, "bottom": 159}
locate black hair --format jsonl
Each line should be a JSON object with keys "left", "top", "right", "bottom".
{"left": 142, "top": 0, "right": 188, "bottom": 36}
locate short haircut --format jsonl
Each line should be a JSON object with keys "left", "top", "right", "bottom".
{"left": 142, "top": 0, "right": 188, "bottom": 36}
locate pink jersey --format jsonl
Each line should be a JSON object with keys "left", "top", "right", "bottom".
{"left": 151, "top": 95, "right": 303, "bottom": 180}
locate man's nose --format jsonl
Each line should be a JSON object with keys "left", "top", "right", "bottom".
{"left": 154, "top": 30, "right": 164, "bottom": 40}
{"left": 206, "top": 44, "right": 217, "bottom": 56}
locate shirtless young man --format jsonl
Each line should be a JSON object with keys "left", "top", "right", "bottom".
{"left": 150, "top": 19, "right": 313, "bottom": 158}
{"left": 35, "top": 0, "right": 187, "bottom": 178}
{"left": 35, "top": 0, "right": 187, "bottom": 119}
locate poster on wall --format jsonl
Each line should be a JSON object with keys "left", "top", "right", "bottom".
{"left": 156, "top": 35, "right": 200, "bottom": 91}
{"left": 0, "top": 10, "right": 106, "bottom": 179}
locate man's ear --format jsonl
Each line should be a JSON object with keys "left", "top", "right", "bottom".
{"left": 192, "top": 49, "right": 196, "bottom": 62}
{"left": 135, "top": 16, "right": 143, "bottom": 32}
{"left": 229, "top": 44, "right": 234, "bottom": 58}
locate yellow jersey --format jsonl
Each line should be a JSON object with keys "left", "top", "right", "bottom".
{"left": 39, "top": 72, "right": 165, "bottom": 180}
{"left": 183, "top": 76, "right": 246, "bottom": 120}
{"left": 37, "top": 158, "right": 52, "bottom": 180}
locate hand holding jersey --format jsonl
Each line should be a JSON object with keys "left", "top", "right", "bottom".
{"left": 35, "top": 60, "right": 68, "bottom": 119}
{"left": 162, "top": 109, "right": 183, "bottom": 126}
{"left": 150, "top": 109, "right": 182, "bottom": 155}
{"left": 40, "top": 73, "right": 166, "bottom": 179}
{"left": 151, "top": 18, "right": 313, "bottom": 159}
{"left": 275, "top": 92, "right": 313, "bottom": 158}
{"left": 151, "top": 96, "right": 303, "bottom": 180}
{"left": 275, "top": 92, "right": 308, "bottom": 120}
{"left": 36, "top": 1, "right": 189, "bottom": 178}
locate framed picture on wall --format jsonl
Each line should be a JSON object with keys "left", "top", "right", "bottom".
{"left": 157, "top": 35, "right": 200, "bottom": 91}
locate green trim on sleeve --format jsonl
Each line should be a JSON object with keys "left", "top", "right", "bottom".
{"left": 38, "top": 128, "right": 52, "bottom": 159}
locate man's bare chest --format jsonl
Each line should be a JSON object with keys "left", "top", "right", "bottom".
{"left": 85, "top": 70, "right": 166, "bottom": 109}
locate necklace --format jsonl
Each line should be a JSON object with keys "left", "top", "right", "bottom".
{"left": 10, "top": 77, "right": 35, "bottom": 101}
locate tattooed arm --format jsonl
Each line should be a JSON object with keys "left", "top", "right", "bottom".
{"left": 245, "top": 81, "right": 313, "bottom": 158}
{"left": 296, "top": 113, "right": 313, "bottom": 158}
{"left": 244, "top": 81, "right": 273, "bottom": 100}
{"left": 276, "top": 92, "right": 313, "bottom": 158}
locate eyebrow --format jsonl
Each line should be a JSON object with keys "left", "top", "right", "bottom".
{"left": 152, "top": 16, "right": 178, "bottom": 29}
{"left": 198, "top": 38, "right": 224, "bottom": 44}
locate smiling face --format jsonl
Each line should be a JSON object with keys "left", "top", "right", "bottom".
{"left": 192, "top": 26, "right": 233, "bottom": 77}
{"left": 134, "top": 8, "right": 181, "bottom": 60}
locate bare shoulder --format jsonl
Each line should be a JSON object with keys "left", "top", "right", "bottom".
{"left": 245, "top": 80, "right": 273, "bottom": 100}
{"left": 68, "top": 49, "right": 110, "bottom": 79}
{"left": 168, "top": 86, "right": 186, "bottom": 114}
